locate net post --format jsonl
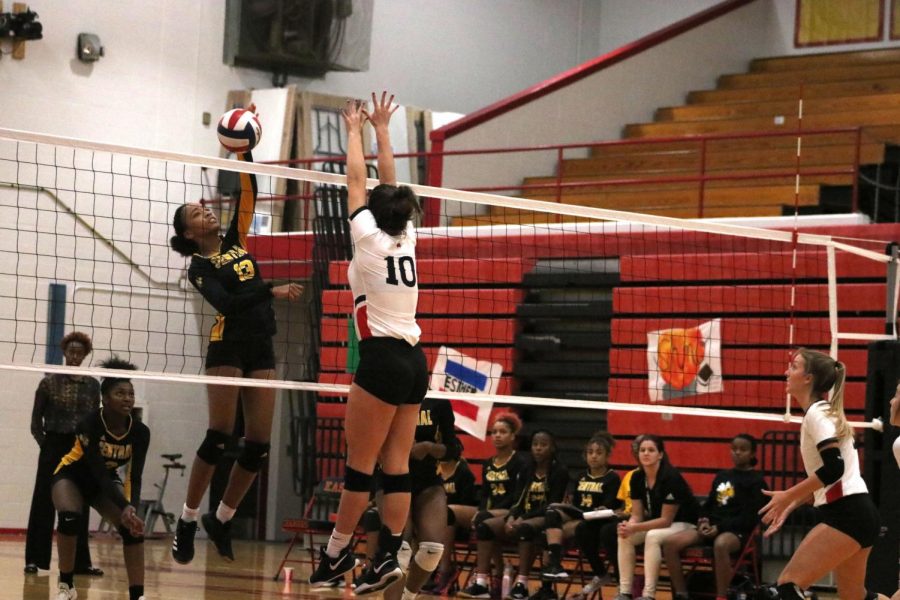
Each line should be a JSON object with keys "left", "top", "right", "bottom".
{"left": 826, "top": 243, "right": 838, "bottom": 360}
{"left": 884, "top": 241, "right": 899, "bottom": 337}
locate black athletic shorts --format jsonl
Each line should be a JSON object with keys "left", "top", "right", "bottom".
{"left": 354, "top": 337, "right": 428, "bottom": 406}
{"left": 53, "top": 467, "right": 122, "bottom": 506}
{"left": 818, "top": 493, "right": 880, "bottom": 548}
{"left": 205, "top": 336, "right": 276, "bottom": 372}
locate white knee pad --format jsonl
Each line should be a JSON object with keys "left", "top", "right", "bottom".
{"left": 413, "top": 541, "right": 444, "bottom": 573}
{"left": 398, "top": 540, "right": 413, "bottom": 572}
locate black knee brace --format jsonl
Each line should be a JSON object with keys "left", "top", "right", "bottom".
{"left": 475, "top": 519, "right": 495, "bottom": 540}
{"left": 472, "top": 510, "right": 492, "bottom": 528}
{"left": 381, "top": 472, "right": 411, "bottom": 494}
{"left": 236, "top": 440, "right": 270, "bottom": 472}
{"left": 117, "top": 525, "right": 144, "bottom": 546}
{"left": 446, "top": 506, "right": 457, "bottom": 526}
{"left": 196, "top": 429, "right": 231, "bottom": 465}
{"left": 362, "top": 507, "right": 382, "bottom": 532}
{"left": 517, "top": 522, "right": 537, "bottom": 541}
{"left": 344, "top": 465, "right": 373, "bottom": 492}
{"left": 544, "top": 508, "right": 563, "bottom": 528}
{"left": 57, "top": 511, "right": 81, "bottom": 536}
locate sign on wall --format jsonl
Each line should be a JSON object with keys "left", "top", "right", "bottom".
{"left": 430, "top": 346, "right": 502, "bottom": 438}
{"left": 647, "top": 319, "right": 723, "bottom": 402}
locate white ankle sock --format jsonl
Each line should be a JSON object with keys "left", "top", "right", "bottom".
{"left": 181, "top": 504, "right": 199, "bottom": 523}
{"left": 325, "top": 530, "right": 352, "bottom": 559}
{"left": 215, "top": 502, "right": 236, "bottom": 523}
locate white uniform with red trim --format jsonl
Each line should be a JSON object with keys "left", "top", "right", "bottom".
{"left": 347, "top": 207, "right": 420, "bottom": 346}
{"left": 800, "top": 400, "right": 867, "bottom": 507}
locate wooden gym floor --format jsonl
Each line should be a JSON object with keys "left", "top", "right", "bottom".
{"left": 1, "top": 533, "right": 842, "bottom": 600}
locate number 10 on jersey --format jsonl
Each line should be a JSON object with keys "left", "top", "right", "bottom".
{"left": 385, "top": 256, "right": 417, "bottom": 287}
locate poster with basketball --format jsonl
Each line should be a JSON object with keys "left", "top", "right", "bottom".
{"left": 430, "top": 346, "right": 502, "bottom": 438}
{"left": 647, "top": 319, "right": 722, "bottom": 402}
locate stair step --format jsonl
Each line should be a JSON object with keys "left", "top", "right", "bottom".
{"left": 516, "top": 332, "right": 611, "bottom": 352}
{"left": 520, "top": 379, "right": 610, "bottom": 394}
{"left": 517, "top": 301, "right": 613, "bottom": 318}
{"left": 515, "top": 362, "right": 607, "bottom": 379}
{"left": 522, "top": 271, "right": 620, "bottom": 287}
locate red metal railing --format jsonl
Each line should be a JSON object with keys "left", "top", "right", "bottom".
{"left": 205, "top": 126, "right": 866, "bottom": 225}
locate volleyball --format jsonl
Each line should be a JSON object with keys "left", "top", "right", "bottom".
{"left": 217, "top": 108, "right": 262, "bottom": 153}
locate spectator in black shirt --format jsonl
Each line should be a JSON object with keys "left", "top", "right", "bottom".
{"left": 663, "top": 434, "right": 767, "bottom": 600}
{"left": 25, "top": 331, "right": 100, "bottom": 576}
{"left": 615, "top": 434, "right": 699, "bottom": 600}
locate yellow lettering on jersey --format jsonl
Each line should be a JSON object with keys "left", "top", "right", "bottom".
{"left": 485, "top": 469, "right": 509, "bottom": 482}
{"left": 444, "top": 482, "right": 457, "bottom": 494}
{"left": 418, "top": 409, "right": 433, "bottom": 427}
{"left": 99, "top": 440, "right": 132, "bottom": 461}
{"left": 577, "top": 481, "right": 604, "bottom": 493}
{"left": 209, "top": 246, "right": 248, "bottom": 268}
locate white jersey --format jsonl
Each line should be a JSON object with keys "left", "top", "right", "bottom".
{"left": 800, "top": 400, "right": 868, "bottom": 507}
{"left": 347, "top": 208, "right": 421, "bottom": 346}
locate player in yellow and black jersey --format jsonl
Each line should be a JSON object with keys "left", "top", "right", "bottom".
{"left": 51, "top": 358, "right": 150, "bottom": 600}
{"left": 537, "top": 432, "right": 622, "bottom": 600}
{"left": 169, "top": 111, "right": 304, "bottom": 564}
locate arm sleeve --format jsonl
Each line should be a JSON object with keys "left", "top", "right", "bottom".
{"left": 457, "top": 466, "right": 478, "bottom": 506}
{"left": 188, "top": 261, "right": 273, "bottom": 316}
{"left": 125, "top": 425, "right": 150, "bottom": 507}
{"left": 630, "top": 471, "right": 645, "bottom": 501}
{"left": 600, "top": 471, "right": 622, "bottom": 509}
{"left": 223, "top": 152, "right": 258, "bottom": 249}
{"left": 507, "top": 469, "right": 530, "bottom": 516}
{"left": 807, "top": 403, "right": 840, "bottom": 449}
{"left": 31, "top": 380, "right": 48, "bottom": 438}
{"left": 701, "top": 473, "right": 722, "bottom": 519}
{"left": 436, "top": 401, "right": 461, "bottom": 462}
{"left": 349, "top": 207, "right": 379, "bottom": 243}
{"left": 80, "top": 418, "right": 130, "bottom": 510}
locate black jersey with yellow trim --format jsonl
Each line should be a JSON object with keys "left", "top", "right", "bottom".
{"left": 480, "top": 451, "right": 528, "bottom": 511}
{"left": 570, "top": 469, "right": 621, "bottom": 511}
{"left": 509, "top": 459, "right": 570, "bottom": 519}
{"left": 409, "top": 397, "right": 461, "bottom": 485}
{"left": 54, "top": 408, "right": 150, "bottom": 510}
{"left": 187, "top": 151, "right": 275, "bottom": 343}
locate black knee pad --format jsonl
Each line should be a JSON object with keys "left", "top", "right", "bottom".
{"left": 472, "top": 510, "right": 492, "bottom": 528}
{"left": 381, "top": 472, "right": 411, "bottom": 495}
{"left": 344, "top": 465, "right": 373, "bottom": 492}
{"left": 446, "top": 506, "right": 457, "bottom": 526}
{"left": 117, "top": 525, "right": 144, "bottom": 546}
{"left": 57, "top": 511, "right": 81, "bottom": 536}
{"left": 196, "top": 429, "right": 231, "bottom": 465}
{"left": 865, "top": 592, "right": 878, "bottom": 600}
{"left": 544, "top": 508, "right": 562, "bottom": 529}
{"left": 362, "top": 507, "right": 382, "bottom": 532}
{"left": 517, "top": 522, "right": 537, "bottom": 541}
{"left": 236, "top": 440, "right": 270, "bottom": 472}
{"left": 475, "top": 519, "right": 495, "bottom": 541}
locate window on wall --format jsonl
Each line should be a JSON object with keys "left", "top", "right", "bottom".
{"left": 795, "top": 0, "right": 884, "bottom": 47}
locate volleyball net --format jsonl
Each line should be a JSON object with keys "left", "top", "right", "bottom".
{"left": 0, "top": 126, "right": 897, "bottom": 430}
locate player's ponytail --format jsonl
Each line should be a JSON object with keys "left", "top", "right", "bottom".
{"left": 170, "top": 204, "right": 200, "bottom": 256}
{"left": 369, "top": 184, "right": 421, "bottom": 236}
{"left": 798, "top": 348, "right": 852, "bottom": 440}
